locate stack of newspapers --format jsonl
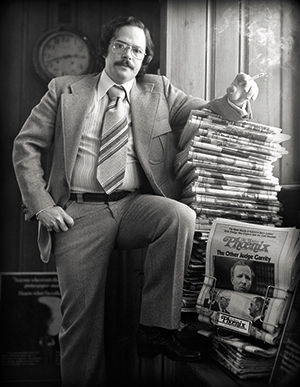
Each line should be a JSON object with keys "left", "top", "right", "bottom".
{"left": 209, "top": 333, "right": 278, "bottom": 379}
{"left": 196, "top": 218, "right": 300, "bottom": 378}
{"left": 182, "top": 232, "right": 206, "bottom": 311}
{"left": 175, "top": 108, "right": 291, "bottom": 228}
{"left": 176, "top": 108, "right": 291, "bottom": 312}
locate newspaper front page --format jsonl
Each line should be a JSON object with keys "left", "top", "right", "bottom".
{"left": 196, "top": 218, "right": 300, "bottom": 344}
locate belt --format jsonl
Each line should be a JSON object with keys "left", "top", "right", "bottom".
{"left": 69, "top": 191, "right": 131, "bottom": 203}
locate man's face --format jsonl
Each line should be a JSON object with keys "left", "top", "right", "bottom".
{"left": 219, "top": 295, "right": 230, "bottom": 309}
{"left": 248, "top": 299, "right": 256, "bottom": 318}
{"left": 231, "top": 265, "right": 252, "bottom": 292}
{"left": 104, "top": 25, "right": 146, "bottom": 84}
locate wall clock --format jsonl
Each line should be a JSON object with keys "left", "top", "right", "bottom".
{"left": 33, "top": 28, "right": 96, "bottom": 82}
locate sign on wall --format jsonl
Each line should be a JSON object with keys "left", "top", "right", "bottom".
{"left": 0, "top": 272, "right": 61, "bottom": 383}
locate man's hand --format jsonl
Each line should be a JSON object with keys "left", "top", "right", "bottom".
{"left": 36, "top": 206, "right": 74, "bottom": 232}
{"left": 226, "top": 72, "right": 259, "bottom": 106}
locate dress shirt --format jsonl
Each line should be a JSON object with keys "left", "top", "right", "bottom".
{"left": 70, "top": 71, "right": 143, "bottom": 193}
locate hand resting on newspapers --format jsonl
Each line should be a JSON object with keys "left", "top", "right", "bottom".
{"left": 226, "top": 72, "right": 259, "bottom": 107}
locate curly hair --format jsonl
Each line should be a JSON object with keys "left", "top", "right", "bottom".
{"left": 97, "top": 16, "right": 154, "bottom": 77}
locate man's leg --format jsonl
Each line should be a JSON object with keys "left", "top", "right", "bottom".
{"left": 52, "top": 201, "right": 119, "bottom": 387}
{"left": 115, "top": 194, "right": 196, "bottom": 328}
{"left": 114, "top": 194, "right": 201, "bottom": 361}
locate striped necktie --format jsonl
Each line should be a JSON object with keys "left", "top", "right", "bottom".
{"left": 97, "top": 85, "right": 129, "bottom": 194}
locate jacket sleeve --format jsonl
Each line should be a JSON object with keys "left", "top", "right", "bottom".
{"left": 208, "top": 95, "right": 253, "bottom": 121}
{"left": 161, "top": 75, "right": 251, "bottom": 132}
{"left": 12, "top": 79, "right": 58, "bottom": 220}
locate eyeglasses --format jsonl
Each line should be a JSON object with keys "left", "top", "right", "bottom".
{"left": 111, "top": 41, "right": 146, "bottom": 60}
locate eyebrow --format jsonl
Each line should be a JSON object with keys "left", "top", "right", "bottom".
{"left": 114, "top": 39, "right": 144, "bottom": 50}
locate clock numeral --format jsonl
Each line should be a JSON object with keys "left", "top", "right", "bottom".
{"left": 54, "top": 37, "right": 61, "bottom": 45}
{"left": 45, "top": 42, "right": 55, "bottom": 51}
{"left": 43, "top": 52, "right": 52, "bottom": 61}
{"left": 45, "top": 61, "right": 53, "bottom": 69}
{"left": 61, "top": 36, "right": 70, "bottom": 43}
{"left": 74, "top": 38, "right": 85, "bottom": 52}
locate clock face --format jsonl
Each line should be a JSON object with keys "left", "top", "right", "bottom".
{"left": 33, "top": 29, "right": 95, "bottom": 81}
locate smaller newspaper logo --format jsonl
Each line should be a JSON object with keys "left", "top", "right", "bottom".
{"left": 216, "top": 312, "right": 252, "bottom": 335}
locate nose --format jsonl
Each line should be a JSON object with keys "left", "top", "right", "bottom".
{"left": 122, "top": 46, "right": 132, "bottom": 60}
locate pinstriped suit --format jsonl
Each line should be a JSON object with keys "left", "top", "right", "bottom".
{"left": 13, "top": 72, "right": 244, "bottom": 385}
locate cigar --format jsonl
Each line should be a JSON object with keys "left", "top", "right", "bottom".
{"left": 250, "top": 73, "right": 266, "bottom": 80}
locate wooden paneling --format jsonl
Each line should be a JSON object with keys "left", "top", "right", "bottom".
{"left": 1, "top": 2, "right": 32, "bottom": 272}
{"left": 1, "top": 0, "right": 160, "bottom": 272}
{"left": 280, "top": 1, "right": 300, "bottom": 185}
{"left": 1, "top": 1, "right": 162, "bottom": 385}
{"left": 213, "top": 0, "right": 241, "bottom": 99}
{"left": 160, "top": 0, "right": 208, "bottom": 97}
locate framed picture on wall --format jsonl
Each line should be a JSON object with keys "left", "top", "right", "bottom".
{"left": 0, "top": 272, "right": 62, "bottom": 384}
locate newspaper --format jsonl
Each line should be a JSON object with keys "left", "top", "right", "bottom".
{"left": 178, "top": 109, "right": 291, "bottom": 149}
{"left": 211, "top": 336, "right": 276, "bottom": 379}
{"left": 196, "top": 218, "right": 300, "bottom": 345}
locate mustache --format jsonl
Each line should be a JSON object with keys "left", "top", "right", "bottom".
{"left": 115, "top": 59, "right": 134, "bottom": 69}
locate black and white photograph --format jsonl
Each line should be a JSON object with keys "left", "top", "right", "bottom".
{"left": 1, "top": 1, "right": 299, "bottom": 386}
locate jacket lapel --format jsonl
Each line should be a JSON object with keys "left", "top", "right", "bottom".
{"left": 62, "top": 74, "right": 100, "bottom": 184}
{"left": 130, "top": 79, "right": 159, "bottom": 162}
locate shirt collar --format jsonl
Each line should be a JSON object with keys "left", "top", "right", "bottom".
{"left": 97, "top": 70, "right": 134, "bottom": 102}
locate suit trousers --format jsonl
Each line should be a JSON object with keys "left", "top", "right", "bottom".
{"left": 52, "top": 192, "right": 196, "bottom": 386}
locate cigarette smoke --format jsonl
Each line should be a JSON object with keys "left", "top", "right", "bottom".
{"left": 215, "top": 3, "right": 295, "bottom": 73}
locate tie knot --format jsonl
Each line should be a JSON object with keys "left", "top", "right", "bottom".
{"left": 108, "top": 85, "right": 126, "bottom": 101}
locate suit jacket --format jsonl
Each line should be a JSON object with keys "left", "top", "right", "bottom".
{"left": 13, "top": 73, "right": 245, "bottom": 262}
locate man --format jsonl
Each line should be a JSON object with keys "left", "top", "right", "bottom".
{"left": 230, "top": 260, "right": 255, "bottom": 293}
{"left": 249, "top": 296, "right": 264, "bottom": 330}
{"left": 13, "top": 16, "right": 258, "bottom": 386}
{"left": 203, "top": 289, "right": 231, "bottom": 314}
{"left": 215, "top": 291, "right": 231, "bottom": 314}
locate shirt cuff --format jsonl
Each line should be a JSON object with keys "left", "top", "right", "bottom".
{"left": 227, "top": 97, "right": 248, "bottom": 117}
{"left": 36, "top": 205, "right": 55, "bottom": 219}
